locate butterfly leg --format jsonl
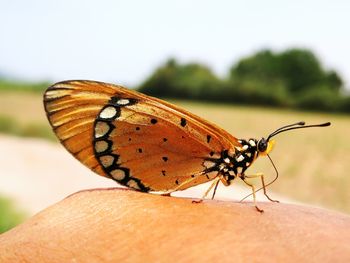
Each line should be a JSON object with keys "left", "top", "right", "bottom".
{"left": 245, "top": 173, "right": 279, "bottom": 203}
{"left": 192, "top": 177, "right": 221, "bottom": 204}
{"left": 211, "top": 179, "right": 220, "bottom": 200}
{"left": 241, "top": 178, "right": 264, "bottom": 213}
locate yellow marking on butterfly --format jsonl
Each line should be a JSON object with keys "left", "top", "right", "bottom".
{"left": 259, "top": 140, "right": 275, "bottom": 156}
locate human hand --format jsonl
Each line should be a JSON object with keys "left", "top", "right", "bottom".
{"left": 0, "top": 188, "right": 349, "bottom": 262}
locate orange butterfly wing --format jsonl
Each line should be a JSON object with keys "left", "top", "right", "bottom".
{"left": 44, "top": 80, "right": 240, "bottom": 192}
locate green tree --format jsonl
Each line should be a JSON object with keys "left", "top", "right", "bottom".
{"left": 138, "top": 48, "right": 347, "bottom": 112}
{"left": 138, "top": 58, "right": 223, "bottom": 100}
{"left": 229, "top": 50, "right": 281, "bottom": 81}
{"left": 294, "top": 85, "right": 341, "bottom": 111}
{"left": 227, "top": 50, "right": 290, "bottom": 106}
{"left": 277, "top": 49, "right": 324, "bottom": 93}
{"left": 324, "top": 70, "right": 343, "bottom": 92}
{"left": 228, "top": 48, "right": 344, "bottom": 110}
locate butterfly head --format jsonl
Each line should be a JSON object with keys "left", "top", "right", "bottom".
{"left": 257, "top": 138, "right": 275, "bottom": 156}
{"left": 257, "top": 121, "right": 331, "bottom": 157}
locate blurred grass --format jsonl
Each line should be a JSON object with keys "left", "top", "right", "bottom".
{"left": 0, "top": 115, "right": 55, "bottom": 140}
{"left": 0, "top": 79, "right": 48, "bottom": 93}
{"left": 0, "top": 91, "right": 349, "bottom": 213}
{"left": 0, "top": 91, "right": 55, "bottom": 140}
{"left": 0, "top": 195, "right": 26, "bottom": 233}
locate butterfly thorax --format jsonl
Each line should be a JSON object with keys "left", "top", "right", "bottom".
{"left": 203, "top": 138, "right": 259, "bottom": 185}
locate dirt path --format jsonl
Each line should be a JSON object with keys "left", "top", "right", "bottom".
{"left": 0, "top": 134, "right": 293, "bottom": 216}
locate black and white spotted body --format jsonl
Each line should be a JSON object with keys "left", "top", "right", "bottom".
{"left": 202, "top": 139, "right": 260, "bottom": 185}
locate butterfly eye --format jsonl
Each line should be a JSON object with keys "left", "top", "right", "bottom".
{"left": 258, "top": 138, "right": 268, "bottom": 152}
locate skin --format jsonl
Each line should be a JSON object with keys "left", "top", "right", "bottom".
{"left": 0, "top": 188, "right": 350, "bottom": 263}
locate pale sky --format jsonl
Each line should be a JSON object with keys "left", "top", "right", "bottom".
{"left": 1, "top": 0, "right": 349, "bottom": 88}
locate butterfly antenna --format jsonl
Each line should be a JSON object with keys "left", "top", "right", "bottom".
{"left": 267, "top": 121, "right": 330, "bottom": 141}
{"left": 267, "top": 121, "right": 305, "bottom": 139}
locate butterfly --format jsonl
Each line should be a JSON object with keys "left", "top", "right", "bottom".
{"left": 44, "top": 80, "right": 330, "bottom": 212}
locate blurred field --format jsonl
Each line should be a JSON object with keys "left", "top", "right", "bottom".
{"left": 0, "top": 91, "right": 55, "bottom": 140}
{"left": 0, "top": 91, "right": 349, "bottom": 213}
{"left": 0, "top": 195, "right": 26, "bottom": 233}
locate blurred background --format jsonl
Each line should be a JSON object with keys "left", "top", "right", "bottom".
{"left": 0, "top": 0, "right": 349, "bottom": 233}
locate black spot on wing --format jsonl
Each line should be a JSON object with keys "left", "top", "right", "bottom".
{"left": 207, "top": 135, "right": 211, "bottom": 143}
{"left": 180, "top": 118, "right": 187, "bottom": 127}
